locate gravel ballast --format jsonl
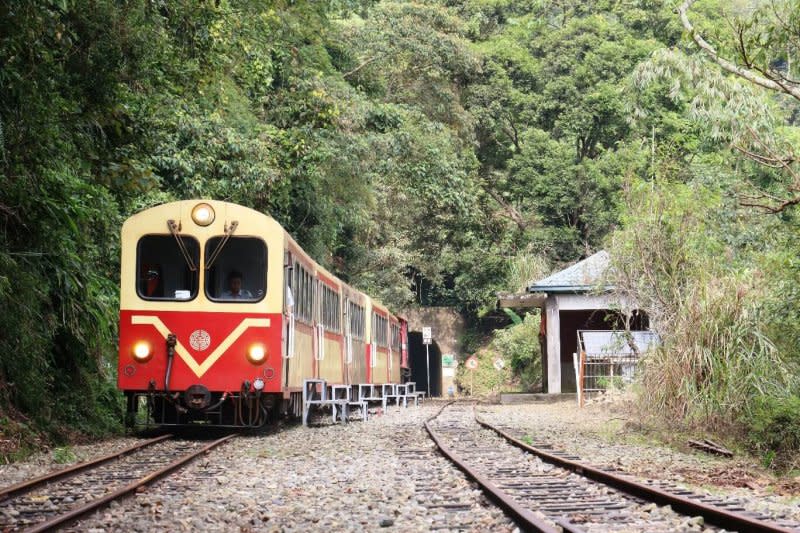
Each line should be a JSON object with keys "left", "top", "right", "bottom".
{"left": 67, "top": 403, "right": 519, "bottom": 532}
{"left": 479, "top": 399, "right": 800, "bottom": 526}
{"left": 2, "top": 398, "right": 798, "bottom": 531}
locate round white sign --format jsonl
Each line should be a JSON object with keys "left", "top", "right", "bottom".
{"left": 189, "top": 329, "right": 211, "bottom": 351}
{"left": 493, "top": 358, "right": 505, "bottom": 371}
{"left": 466, "top": 357, "right": 478, "bottom": 370}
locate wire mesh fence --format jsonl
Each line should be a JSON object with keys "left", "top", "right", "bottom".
{"left": 575, "top": 330, "right": 659, "bottom": 406}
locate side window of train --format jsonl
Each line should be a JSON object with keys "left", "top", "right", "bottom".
{"left": 205, "top": 237, "right": 267, "bottom": 302}
{"left": 349, "top": 302, "right": 365, "bottom": 340}
{"left": 294, "top": 263, "right": 314, "bottom": 323}
{"left": 137, "top": 235, "right": 200, "bottom": 301}
{"left": 372, "top": 313, "right": 388, "bottom": 347}
{"left": 391, "top": 323, "right": 401, "bottom": 351}
{"left": 321, "top": 284, "right": 341, "bottom": 333}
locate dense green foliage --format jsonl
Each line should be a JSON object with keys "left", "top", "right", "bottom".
{"left": 2, "top": 0, "right": 800, "bottom": 463}
{"left": 456, "top": 310, "right": 542, "bottom": 395}
{"left": 603, "top": 0, "right": 800, "bottom": 467}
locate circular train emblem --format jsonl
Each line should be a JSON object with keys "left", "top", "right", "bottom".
{"left": 189, "top": 329, "right": 211, "bottom": 351}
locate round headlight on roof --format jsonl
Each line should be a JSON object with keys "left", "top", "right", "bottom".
{"left": 191, "top": 203, "right": 215, "bottom": 226}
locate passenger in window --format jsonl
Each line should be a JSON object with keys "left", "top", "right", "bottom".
{"left": 223, "top": 270, "right": 253, "bottom": 299}
{"left": 141, "top": 264, "right": 163, "bottom": 297}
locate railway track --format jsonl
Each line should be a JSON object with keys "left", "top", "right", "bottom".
{"left": 393, "top": 402, "right": 517, "bottom": 531}
{"left": 425, "top": 402, "right": 799, "bottom": 533}
{"left": 0, "top": 433, "right": 235, "bottom": 532}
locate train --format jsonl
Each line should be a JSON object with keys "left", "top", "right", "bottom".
{"left": 118, "top": 200, "right": 409, "bottom": 427}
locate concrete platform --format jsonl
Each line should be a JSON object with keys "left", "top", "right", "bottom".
{"left": 499, "top": 393, "right": 576, "bottom": 405}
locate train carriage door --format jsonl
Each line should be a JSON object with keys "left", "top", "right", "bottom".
{"left": 387, "top": 319, "right": 392, "bottom": 383}
{"left": 366, "top": 305, "right": 373, "bottom": 383}
{"left": 400, "top": 320, "right": 410, "bottom": 378}
{"left": 283, "top": 255, "right": 295, "bottom": 388}
{"left": 387, "top": 318, "right": 392, "bottom": 383}
{"left": 314, "top": 278, "right": 324, "bottom": 377}
{"left": 344, "top": 296, "right": 353, "bottom": 385}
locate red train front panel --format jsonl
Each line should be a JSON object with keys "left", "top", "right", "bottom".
{"left": 118, "top": 310, "right": 283, "bottom": 393}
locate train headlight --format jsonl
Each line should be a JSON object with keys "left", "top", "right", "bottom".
{"left": 191, "top": 203, "right": 215, "bottom": 226}
{"left": 253, "top": 378, "right": 265, "bottom": 391}
{"left": 132, "top": 341, "right": 152, "bottom": 363}
{"left": 247, "top": 344, "right": 267, "bottom": 365}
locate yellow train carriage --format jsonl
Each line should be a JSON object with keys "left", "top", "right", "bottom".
{"left": 120, "top": 199, "right": 407, "bottom": 426}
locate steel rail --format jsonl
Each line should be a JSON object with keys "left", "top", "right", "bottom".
{"left": 474, "top": 411, "right": 795, "bottom": 533}
{"left": 0, "top": 434, "right": 173, "bottom": 502}
{"left": 23, "top": 433, "right": 236, "bottom": 533}
{"left": 424, "top": 403, "right": 560, "bottom": 533}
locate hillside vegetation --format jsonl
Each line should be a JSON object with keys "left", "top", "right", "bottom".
{"left": 1, "top": 0, "right": 799, "bottom": 466}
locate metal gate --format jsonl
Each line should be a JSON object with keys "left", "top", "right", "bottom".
{"left": 574, "top": 330, "right": 659, "bottom": 407}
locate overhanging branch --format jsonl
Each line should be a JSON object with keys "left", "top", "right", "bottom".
{"left": 483, "top": 186, "right": 531, "bottom": 231}
{"left": 677, "top": 0, "right": 800, "bottom": 101}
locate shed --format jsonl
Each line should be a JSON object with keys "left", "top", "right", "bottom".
{"left": 526, "top": 251, "right": 647, "bottom": 393}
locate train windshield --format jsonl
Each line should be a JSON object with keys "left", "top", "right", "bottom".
{"left": 205, "top": 237, "right": 267, "bottom": 302}
{"left": 136, "top": 235, "right": 200, "bottom": 300}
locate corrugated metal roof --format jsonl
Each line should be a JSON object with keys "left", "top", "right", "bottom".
{"left": 527, "top": 250, "right": 611, "bottom": 293}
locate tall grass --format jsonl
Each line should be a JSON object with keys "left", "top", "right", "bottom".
{"left": 638, "top": 277, "right": 787, "bottom": 429}
{"left": 608, "top": 181, "right": 797, "bottom": 461}
{"left": 505, "top": 253, "right": 550, "bottom": 294}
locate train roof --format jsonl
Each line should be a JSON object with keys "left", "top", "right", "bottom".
{"left": 125, "top": 200, "right": 401, "bottom": 318}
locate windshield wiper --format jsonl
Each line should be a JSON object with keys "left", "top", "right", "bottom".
{"left": 167, "top": 219, "right": 197, "bottom": 272}
{"left": 205, "top": 220, "right": 238, "bottom": 270}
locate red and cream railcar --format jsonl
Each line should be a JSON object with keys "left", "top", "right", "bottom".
{"left": 118, "top": 200, "right": 409, "bottom": 427}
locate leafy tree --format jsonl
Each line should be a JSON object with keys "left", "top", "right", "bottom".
{"left": 676, "top": 0, "right": 800, "bottom": 211}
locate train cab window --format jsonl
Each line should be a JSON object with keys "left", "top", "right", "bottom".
{"left": 205, "top": 237, "right": 267, "bottom": 302}
{"left": 136, "top": 235, "right": 200, "bottom": 300}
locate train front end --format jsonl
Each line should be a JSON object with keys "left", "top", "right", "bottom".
{"left": 118, "top": 200, "right": 285, "bottom": 427}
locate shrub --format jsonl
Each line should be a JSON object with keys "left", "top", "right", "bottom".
{"left": 456, "top": 311, "right": 543, "bottom": 395}
{"left": 492, "top": 312, "right": 543, "bottom": 390}
{"left": 745, "top": 394, "right": 800, "bottom": 469}
{"left": 52, "top": 446, "right": 77, "bottom": 464}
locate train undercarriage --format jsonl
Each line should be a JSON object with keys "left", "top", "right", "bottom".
{"left": 124, "top": 389, "right": 294, "bottom": 429}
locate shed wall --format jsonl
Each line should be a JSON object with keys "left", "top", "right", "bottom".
{"left": 544, "top": 293, "right": 630, "bottom": 394}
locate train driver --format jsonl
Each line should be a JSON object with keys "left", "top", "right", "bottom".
{"left": 223, "top": 270, "right": 253, "bottom": 299}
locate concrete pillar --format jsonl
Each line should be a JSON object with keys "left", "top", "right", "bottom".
{"left": 545, "top": 295, "right": 561, "bottom": 393}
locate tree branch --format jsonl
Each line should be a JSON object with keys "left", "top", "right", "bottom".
{"left": 483, "top": 185, "right": 530, "bottom": 231}
{"left": 739, "top": 192, "right": 800, "bottom": 213}
{"left": 676, "top": 0, "right": 800, "bottom": 101}
{"left": 500, "top": 113, "right": 521, "bottom": 153}
{"left": 732, "top": 126, "right": 800, "bottom": 212}
{"left": 343, "top": 55, "right": 381, "bottom": 79}
{"left": 732, "top": 143, "right": 794, "bottom": 168}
